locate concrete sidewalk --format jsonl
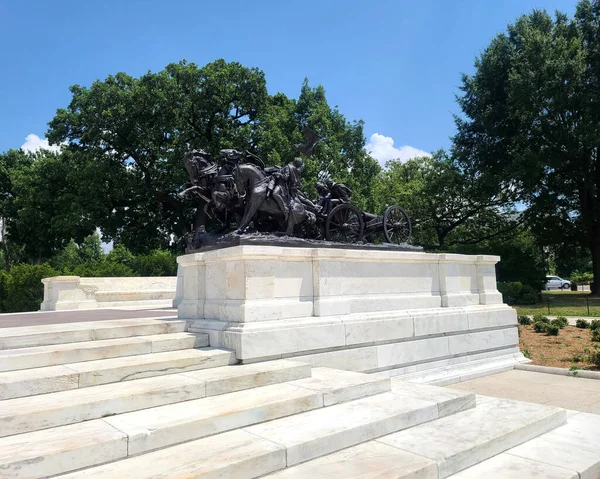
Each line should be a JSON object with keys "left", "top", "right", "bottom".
{"left": 448, "top": 369, "right": 600, "bottom": 414}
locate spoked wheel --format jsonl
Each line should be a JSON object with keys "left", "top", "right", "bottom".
{"left": 383, "top": 205, "right": 412, "bottom": 244}
{"left": 325, "top": 204, "right": 364, "bottom": 243}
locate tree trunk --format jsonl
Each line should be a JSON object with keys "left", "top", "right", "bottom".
{"left": 591, "top": 225, "right": 600, "bottom": 296}
{"left": 1, "top": 218, "right": 9, "bottom": 271}
{"left": 579, "top": 175, "right": 600, "bottom": 295}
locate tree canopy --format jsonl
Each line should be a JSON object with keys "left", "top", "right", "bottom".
{"left": 0, "top": 49, "right": 591, "bottom": 301}
{"left": 454, "top": 0, "right": 600, "bottom": 294}
{"left": 43, "top": 60, "right": 381, "bottom": 253}
{"left": 374, "top": 151, "right": 520, "bottom": 249}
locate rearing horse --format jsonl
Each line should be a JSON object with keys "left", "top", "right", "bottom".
{"left": 233, "top": 163, "right": 312, "bottom": 235}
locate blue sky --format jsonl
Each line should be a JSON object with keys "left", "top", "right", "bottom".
{"left": 0, "top": 0, "right": 579, "bottom": 166}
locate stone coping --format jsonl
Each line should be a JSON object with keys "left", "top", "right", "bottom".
{"left": 515, "top": 363, "right": 600, "bottom": 380}
{"left": 178, "top": 245, "right": 500, "bottom": 265}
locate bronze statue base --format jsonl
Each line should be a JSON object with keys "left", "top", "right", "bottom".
{"left": 186, "top": 232, "right": 423, "bottom": 253}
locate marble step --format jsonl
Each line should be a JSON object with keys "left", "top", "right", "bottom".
{"left": 244, "top": 391, "right": 457, "bottom": 467}
{"left": 56, "top": 429, "right": 287, "bottom": 479}
{"left": 0, "top": 317, "right": 186, "bottom": 350}
{"left": 397, "top": 350, "right": 524, "bottom": 386}
{"left": 262, "top": 381, "right": 477, "bottom": 478}
{"left": 0, "top": 347, "right": 235, "bottom": 400}
{"left": 0, "top": 332, "right": 209, "bottom": 372}
{"left": 0, "top": 369, "right": 387, "bottom": 478}
{"left": 0, "top": 359, "right": 311, "bottom": 437}
{"left": 376, "top": 397, "right": 566, "bottom": 478}
{"left": 100, "top": 367, "right": 388, "bottom": 456}
{"left": 53, "top": 383, "right": 473, "bottom": 479}
{"left": 264, "top": 396, "right": 565, "bottom": 478}
{"left": 451, "top": 411, "right": 600, "bottom": 479}
{"left": 265, "top": 441, "right": 438, "bottom": 479}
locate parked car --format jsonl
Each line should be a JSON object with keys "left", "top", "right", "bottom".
{"left": 545, "top": 275, "right": 571, "bottom": 290}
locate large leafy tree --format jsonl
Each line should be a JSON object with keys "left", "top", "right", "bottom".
{"left": 0, "top": 149, "right": 32, "bottom": 268}
{"left": 47, "top": 59, "right": 269, "bottom": 253}
{"left": 454, "top": 1, "right": 600, "bottom": 294}
{"left": 47, "top": 60, "right": 380, "bottom": 251}
{"left": 9, "top": 149, "right": 97, "bottom": 262}
{"left": 375, "top": 152, "right": 520, "bottom": 249}
{"left": 256, "top": 80, "right": 381, "bottom": 210}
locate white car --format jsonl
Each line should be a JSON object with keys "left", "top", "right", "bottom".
{"left": 545, "top": 276, "right": 571, "bottom": 290}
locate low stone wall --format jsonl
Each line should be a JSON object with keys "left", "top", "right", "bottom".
{"left": 178, "top": 245, "right": 525, "bottom": 381}
{"left": 40, "top": 276, "right": 177, "bottom": 311}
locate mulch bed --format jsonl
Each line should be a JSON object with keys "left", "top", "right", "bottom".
{"left": 519, "top": 324, "right": 600, "bottom": 371}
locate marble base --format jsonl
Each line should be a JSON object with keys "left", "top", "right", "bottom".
{"left": 179, "top": 245, "right": 523, "bottom": 377}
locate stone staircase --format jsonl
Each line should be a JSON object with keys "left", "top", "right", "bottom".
{"left": 0, "top": 318, "right": 598, "bottom": 478}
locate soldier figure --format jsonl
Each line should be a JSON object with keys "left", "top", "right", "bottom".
{"left": 316, "top": 177, "right": 352, "bottom": 216}
{"left": 267, "top": 157, "right": 305, "bottom": 220}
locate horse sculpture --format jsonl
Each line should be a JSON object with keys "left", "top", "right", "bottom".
{"left": 232, "top": 163, "right": 314, "bottom": 235}
{"left": 177, "top": 126, "right": 412, "bottom": 247}
{"left": 178, "top": 148, "right": 314, "bottom": 237}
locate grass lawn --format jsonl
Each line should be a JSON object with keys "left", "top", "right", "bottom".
{"left": 519, "top": 324, "right": 600, "bottom": 371}
{"left": 514, "top": 291, "right": 600, "bottom": 317}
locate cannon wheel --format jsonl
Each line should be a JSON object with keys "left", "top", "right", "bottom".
{"left": 383, "top": 205, "right": 412, "bottom": 244}
{"left": 325, "top": 204, "right": 364, "bottom": 243}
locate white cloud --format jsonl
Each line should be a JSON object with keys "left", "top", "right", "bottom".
{"left": 365, "top": 133, "right": 430, "bottom": 167}
{"left": 20, "top": 134, "right": 61, "bottom": 153}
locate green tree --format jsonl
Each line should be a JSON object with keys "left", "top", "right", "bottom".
{"left": 46, "top": 61, "right": 381, "bottom": 249}
{"left": 132, "top": 250, "right": 177, "bottom": 276}
{"left": 79, "top": 232, "right": 103, "bottom": 264}
{"left": 292, "top": 80, "right": 381, "bottom": 211}
{"left": 0, "top": 263, "right": 58, "bottom": 312}
{"left": 454, "top": 2, "right": 600, "bottom": 294}
{"left": 8, "top": 150, "right": 97, "bottom": 262}
{"left": 47, "top": 59, "right": 269, "bottom": 253}
{"left": 375, "top": 152, "right": 520, "bottom": 249}
{"left": 50, "top": 240, "right": 82, "bottom": 272}
{"left": 0, "top": 149, "right": 33, "bottom": 268}
{"left": 106, "top": 244, "right": 135, "bottom": 270}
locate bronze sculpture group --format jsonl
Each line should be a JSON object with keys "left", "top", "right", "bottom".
{"left": 178, "top": 129, "right": 412, "bottom": 248}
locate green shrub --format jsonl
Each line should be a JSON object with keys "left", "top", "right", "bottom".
{"left": 518, "top": 315, "right": 532, "bottom": 325}
{"left": 106, "top": 245, "right": 136, "bottom": 270}
{"left": 576, "top": 319, "right": 590, "bottom": 329}
{"left": 132, "top": 250, "right": 177, "bottom": 277}
{"left": 497, "top": 281, "right": 539, "bottom": 305}
{"left": 0, "top": 263, "right": 58, "bottom": 313}
{"left": 497, "top": 281, "right": 521, "bottom": 303}
{"left": 592, "top": 329, "right": 600, "bottom": 343}
{"left": 592, "top": 351, "right": 600, "bottom": 368}
{"left": 546, "top": 325, "right": 560, "bottom": 336}
{"left": 570, "top": 270, "right": 593, "bottom": 285}
{"left": 71, "top": 262, "right": 135, "bottom": 278}
{"left": 591, "top": 320, "right": 600, "bottom": 331}
{"left": 552, "top": 317, "right": 569, "bottom": 329}
{"left": 533, "top": 315, "right": 550, "bottom": 324}
{"left": 534, "top": 322, "right": 548, "bottom": 333}
{"left": 519, "top": 285, "right": 539, "bottom": 304}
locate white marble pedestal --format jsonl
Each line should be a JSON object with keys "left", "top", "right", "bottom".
{"left": 177, "top": 246, "right": 525, "bottom": 380}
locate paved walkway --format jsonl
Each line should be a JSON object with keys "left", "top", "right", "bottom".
{"left": 448, "top": 369, "right": 600, "bottom": 414}
{"left": 0, "top": 308, "right": 176, "bottom": 328}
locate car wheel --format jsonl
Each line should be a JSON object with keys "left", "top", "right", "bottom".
{"left": 562, "top": 283, "right": 570, "bottom": 290}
